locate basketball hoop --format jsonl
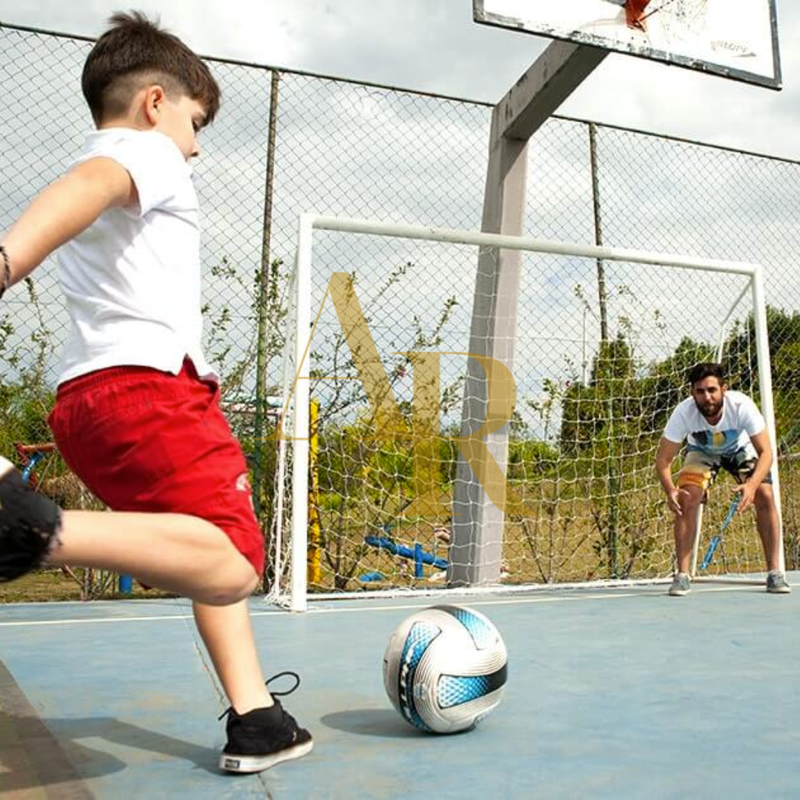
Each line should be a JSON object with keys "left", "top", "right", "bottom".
{"left": 625, "top": 0, "right": 652, "bottom": 32}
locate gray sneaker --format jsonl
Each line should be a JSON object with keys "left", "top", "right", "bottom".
{"left": 669, "top": 573, "right": 692, "bottom": 596}
{"left": 766, "top": 570, "right": 792, "bottom": 594}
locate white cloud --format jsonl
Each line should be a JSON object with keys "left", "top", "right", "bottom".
{"left": 0, "top": 0, "right": 796, "bottom": 159}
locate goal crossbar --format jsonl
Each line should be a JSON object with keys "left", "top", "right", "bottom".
{"left": 309, "top": 214, "right": 761, "bottom": 276}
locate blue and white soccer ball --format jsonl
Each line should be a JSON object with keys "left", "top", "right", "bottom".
{"left": 382, "top": 605, "right": 508, "bottom": 734}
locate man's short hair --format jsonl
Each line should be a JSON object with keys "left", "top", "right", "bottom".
{"left": 82, "top": 11, "right": 220, "bottom": 126}
{"left": 687, "top": 362, "right": 726, "bottom": 387}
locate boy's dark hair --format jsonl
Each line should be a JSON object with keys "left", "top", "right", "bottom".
{"left": 82, "top": 11, "right": 220, "bottom": 126}
{"left": 687, "top": 362, "right": 726, "bottom": 387}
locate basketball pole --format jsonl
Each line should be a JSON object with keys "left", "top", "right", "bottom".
{"left": 450, "top": 41, "right": 607, "bottom": 587}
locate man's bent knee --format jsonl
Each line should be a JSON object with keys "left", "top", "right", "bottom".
{"left": 754, "top": 483, "right": 775, "bottom": 510}
{"left": 678, "top": 486, "right": 704, "bottom": 512}
{"left": 755, "top": 482, "right": 774, "bottom": 496}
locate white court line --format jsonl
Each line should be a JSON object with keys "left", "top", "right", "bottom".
{"left": 0, "top": 584, "right": 762, "bottom": 629}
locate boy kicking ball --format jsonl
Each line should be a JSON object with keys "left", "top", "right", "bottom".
{"left": 0, "top": 12, "right": 312, "bottom": 773}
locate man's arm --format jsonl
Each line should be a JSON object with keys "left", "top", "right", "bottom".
{"left": 655, "top": 437, "right": 688, "bottom": 515}
{"left": 735, "top": 429, "right": 773, "bottom": 513}
{"left": 1, "top": 157, "right": 137, "bottom": 289}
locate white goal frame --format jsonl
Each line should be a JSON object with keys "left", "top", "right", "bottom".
{"left": 272, "top": 213, "right": 782, "bottom": 611}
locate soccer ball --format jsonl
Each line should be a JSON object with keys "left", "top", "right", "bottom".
{"left": 382, "top": 605, "right": 508, "bottom": 734}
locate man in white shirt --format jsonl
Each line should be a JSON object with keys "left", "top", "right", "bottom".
{"left": 655, "top": 362, "right": 790, "bottom": 596}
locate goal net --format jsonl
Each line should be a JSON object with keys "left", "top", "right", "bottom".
{"left": 267, "top": 215, "right": 779, "bottom": 610}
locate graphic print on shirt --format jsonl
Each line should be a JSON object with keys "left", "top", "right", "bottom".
{"left": 688, "top": 429, "right": 740, "bottom": 454}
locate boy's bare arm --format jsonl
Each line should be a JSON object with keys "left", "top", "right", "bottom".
{"left": 1, "top": 157, "right": 137, "bottom": 287}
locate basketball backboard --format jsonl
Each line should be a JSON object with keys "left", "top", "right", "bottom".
{"left": 474, "top": 0, "right": 781, "bottom": 89}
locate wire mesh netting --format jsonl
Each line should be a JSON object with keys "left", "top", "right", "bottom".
{"left": 1, "top": 23, "right": 799, "bottom": 600}
{"left": 271, "top": 228, "right": 768, "bottom": 600}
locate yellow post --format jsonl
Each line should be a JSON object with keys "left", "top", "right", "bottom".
{"left": 307, "top": 399, "right": 322, "bottom": 586}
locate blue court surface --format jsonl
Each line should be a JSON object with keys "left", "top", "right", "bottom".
{"left": 1, "top": 576, "right": 798, "bottom": 799}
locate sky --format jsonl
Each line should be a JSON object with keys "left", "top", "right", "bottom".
{"left": 1, "top": 1, "right": 796, "bottom": 435}
{"left": 0, "top": 0, "right": 797, "bottom": 160}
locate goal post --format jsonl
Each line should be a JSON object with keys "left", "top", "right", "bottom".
{"left": 268, "top": 213, "right": 781, "bottom": 611}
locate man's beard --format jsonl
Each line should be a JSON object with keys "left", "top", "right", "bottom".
{"left": 696, "top": 400, "right": 722, "bottom": 419}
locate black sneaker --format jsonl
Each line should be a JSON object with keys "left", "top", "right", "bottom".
{"left": 218, "top": 672, "right": 313, "bottom": 773}
{"left": 0, "top": 462, "right": 62, "bottom": 582}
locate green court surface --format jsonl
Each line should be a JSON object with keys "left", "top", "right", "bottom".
{"left": 1, "top": 576, "right": 798, "bottom": 799}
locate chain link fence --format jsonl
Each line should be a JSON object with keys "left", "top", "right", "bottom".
{"left": 1, "top": 22, "right": 798, "bottom": 598}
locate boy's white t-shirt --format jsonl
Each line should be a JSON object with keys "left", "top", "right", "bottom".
{"left": 662, "top": 390, "right": 766, "bottom": 456}
{"left": 57, "top": 128, "right": 216, "bottom": 384}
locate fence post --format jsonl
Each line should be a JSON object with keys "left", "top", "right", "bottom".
{"left": 253, "top": 70, "right": 282, "bottom": 529}
{"left": 589, "top": 122, "right": 618, "bottom": 577}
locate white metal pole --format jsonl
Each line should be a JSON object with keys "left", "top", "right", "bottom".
{"left": 751, "top": 267, "right": 784, "bottom": 572}
{"left": 271, "top": 430, "right": 287, "bottom": 601}
{"left": 582, "top": 306, "right": 588, "bottom": 386}
{"left": 289, "top": 214, "right": 315, "bottom": 611}
{"left": 269, "top": 267, "right": 300, "bottom": 605}
{"left": 689, "top": 506, "right": 704, "bottom": 577}
{"left": 312, "top": 215, "right": 758, "bottom": 276}
{"left": 715, "top": 283, "right": 751, "bottom": 362}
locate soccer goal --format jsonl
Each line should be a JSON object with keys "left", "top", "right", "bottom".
{"left": 267, "top": 213, "right": 781, "bottom": 611}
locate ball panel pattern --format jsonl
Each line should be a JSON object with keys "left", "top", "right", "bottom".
{"left": 437, "top": 663, "right": 508, "bottom": 708}
{"left": 437, "top": 675, "right": 492, "bottom": 708}
{"left": 397, "top": 620, "right": 441, "bottom": 731}
{"left": 433, "top": 605, "right": 498, "bottom": 649}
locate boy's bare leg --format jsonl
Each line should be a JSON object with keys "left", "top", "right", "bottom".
{"left": 0, "top": 456, "right": 256, "bottom": 605}
{"left": 49, "top": 510, "right": 258, "bottom": 605}
{"left": 193, "top": 599, "right": 273, "bottom": 714}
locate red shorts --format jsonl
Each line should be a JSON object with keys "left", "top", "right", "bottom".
{"left": 47, "top": 360, "right": 264, "bottom": 576}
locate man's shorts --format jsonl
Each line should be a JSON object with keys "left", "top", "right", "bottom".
{"left": 47, "top": 359, "right": 264, "bottom": 576}
{"left": 677, "top": 444, "right": 772, "bottom": 496}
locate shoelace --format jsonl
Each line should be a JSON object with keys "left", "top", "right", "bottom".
{"left": 217, "top": 670, "right": 301, "bottom": 721}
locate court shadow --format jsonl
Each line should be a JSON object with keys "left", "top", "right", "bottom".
{"left": 0, "top": 711, "right": 221, "bottom": 793}
{"left": 321, "top": 708, "right": 422, "bottom": 738}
